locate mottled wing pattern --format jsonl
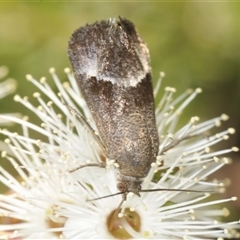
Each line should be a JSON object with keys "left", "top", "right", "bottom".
{"left": 68, "top": 17, "right": 159, "bottom": 179}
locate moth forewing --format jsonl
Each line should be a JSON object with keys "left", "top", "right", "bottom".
{"left": 68, "top": 17, "right": 159, "bottom": 195}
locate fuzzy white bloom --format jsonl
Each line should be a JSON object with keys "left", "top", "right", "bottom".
{"left": 0, "top": 65, "right": 17, "bottom": 152}
{"left": 0, "top": 68, "right": 239, "bottom": 239}
{"left": 0, "top": 66, "right": 16, "bottom": 99}
{"left": 0, "top": 65, "right": 17, "bottom": 126}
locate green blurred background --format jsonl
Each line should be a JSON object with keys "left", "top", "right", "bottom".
{"left": 0, "top": 2, "right": 240, "bottom": 224}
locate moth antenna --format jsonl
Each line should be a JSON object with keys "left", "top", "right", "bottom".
{"left": 87, "top": 191, "right": 125, "bottom": 201}
{"left": 140, "top": 188, "right": 213, "bottom": 193}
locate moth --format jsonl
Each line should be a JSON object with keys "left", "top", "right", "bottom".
{"left": 67, "top": 17, "right": 200, "bottom": 201}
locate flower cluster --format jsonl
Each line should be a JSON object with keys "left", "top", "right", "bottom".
{"left": 0, "top": 68, "right": 239, "bottom": 239}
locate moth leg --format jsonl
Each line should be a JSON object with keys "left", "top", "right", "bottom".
{"left": 66, "top": 105, "right": 107, "bottom": 156}
{"left": 160, "top": 134, "right": 199, "bottom": 154}
{"left": 109, "top": 196, "right": 126, "bottom": 231}
{"left": 69, "top": 162, "right": 106, "bottom": 173}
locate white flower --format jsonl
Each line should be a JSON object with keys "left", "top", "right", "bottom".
{"left": 0, "top": 65, "right": 17, "bottom": 126}
{"left": 0, "top": 68, "right": 239, "bottom": 239}
{"left": 0, "top": 66, "right": 16, "bottom": 100}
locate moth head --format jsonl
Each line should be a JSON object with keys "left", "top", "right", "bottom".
{"left": 117, "top": 177, "right": 142, "bottom": 197}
